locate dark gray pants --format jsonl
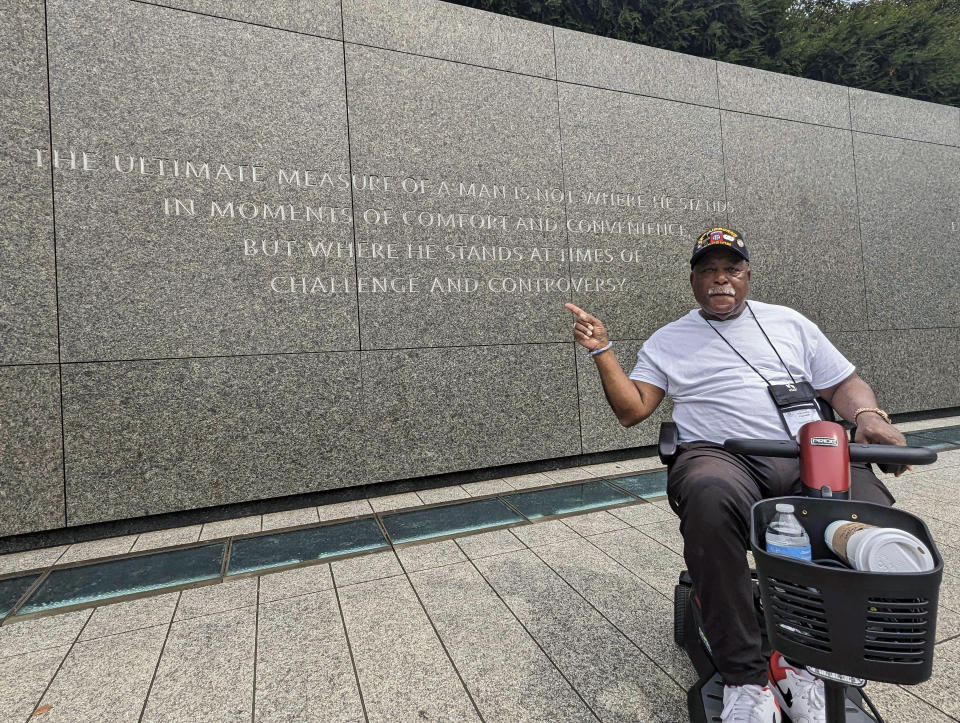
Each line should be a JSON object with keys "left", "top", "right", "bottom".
{"left": 667, "top": 442, "right": 894, "bottom": 686}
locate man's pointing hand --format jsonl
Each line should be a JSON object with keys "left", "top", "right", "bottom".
{"left": 564, "top": 302, "right": 610, "bottom": 352}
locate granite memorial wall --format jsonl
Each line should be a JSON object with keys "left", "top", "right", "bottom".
{"left": 2, "top": 0, "right": 958, "bottom": 537}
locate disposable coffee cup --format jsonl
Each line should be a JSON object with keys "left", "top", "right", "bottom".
{"left": 824, "top": 520, "right": 934, "bottom": 573}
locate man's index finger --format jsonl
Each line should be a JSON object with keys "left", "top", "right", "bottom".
{"left": 564, "top": 302, "right": 594, "bottom": 322}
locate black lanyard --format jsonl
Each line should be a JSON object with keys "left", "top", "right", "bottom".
{"left": 703, "top": 302, "right": 797, "bottom": 387}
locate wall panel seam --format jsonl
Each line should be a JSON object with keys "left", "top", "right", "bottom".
{"left": 340, "top": 16, "right": 362, "bottom": 354}
{"left": 340, "top": 1, "right": 366, "bottom": 487}
{"left": 338, "top": 39, "right": 960, "bottom": 148}
{"left": 715, "top": 64, "right": 731, "bottom": 228}
{"left": 342, "top": 38, "right": 556, "bottom": 82}
{"left": 40, "top": 0, "right": 69, "bottom": 529}
{"left": 30, "top": 327, "right": 960, "bottom": 370}
{"left": 552, "top": 26, "right": 585, "bottom": 456}
{"left": 127, "top": 0, "right": 343, "bottom": 43}
{"left": 849, "top": 127, "right": 960, "bottom": 149}
{"left": 118, "top": 0, "right": 960, "bottom": 147}
{"left": 847, "top": 88, "right": 871, "bottom": 331}
{"left": 0, "top": 361, "right": 64, "bottom": 370}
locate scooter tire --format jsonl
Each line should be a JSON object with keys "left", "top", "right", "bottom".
{"left": 674, "top": 583, "right": 692, "bottom": 646}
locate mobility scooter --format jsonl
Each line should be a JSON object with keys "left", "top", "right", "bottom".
{"left": 667, "top": 419, "right": 942, "bottom": 722}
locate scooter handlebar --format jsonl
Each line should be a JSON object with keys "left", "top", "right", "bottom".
{"left": 723, "top": 439, "right": 800, "bottom": 458}
{"left": 722, "top": 438, "right": 937, "bottom": 465}
{"left": 848, "top": 443, "right": 937, "bottom": 465}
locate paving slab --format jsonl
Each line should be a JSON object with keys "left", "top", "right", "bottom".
{"left": 588, "top": 528, "right": 686, "bottom": 598}
{"left": 0, "top": 608, "right": 91, "bottom": 658}
{"left": 936, "top": 605, "right": 960, "bottom": 643}
{"left": 579, "top": 461, "right": 649, "bottom": 478}
{"left": 937, "top": 571, "right": 960, "bottom": 613}
{"left": 199, "top": 515, "right": 262, "bottom": 541}
{"left": 410, "top": 561, "right": 596, "bottom": 722}
{"left": 510, "top": 519, "right": 580, "bottom": 548}
{"left": 417, "top": 485, "right": 471, "bottom": 505}
{"left": 368, "top": 492, "right": 422, "bottom": 513}
{"left": 898, "top": 416, "right": 960, "bottom": 432}
{"left": 636, "top": 520, "right": 685, "bottom": 555}
{"left": 647, "top": 496, "right": 672, "bottom": 511}
{"left": 338, "top": 574, "right": 479, "bottom": 722}
{"left": 866, "top": 682, "right": 958, "bottom": 722}
{"left": 255, "top": 591, "right": 364, "bottom": 723}
{"left": 130, "top": 525, "right": 202, "bottom": 552}
{"left": 331, "top": 550, "right": 403, "bottom": 587}
{"left": 902, "top": 636, "right": 960, "bottom": 718}
{"left": 560, "top": 510, "right": 630, "bottom": 537}
{"left": 316, "top": 499, "right": 375, "bottom": 522}
{"left": 461, "top": 478, "right": 515, "bottom": 496}
{"left": 475, "top": 548, "right": 688, "bottom": 721}
{"left": 141, "top": 606, "right": 256, "bottom": 723}
{"left": 901, "top": 465, "right": 960, "bottom": 492}
{"left": 0, "top": 546, "right": 67, "bottom": 575}
{"left": 935, "top": 541, "right": 960, "bottom": 574}
{"left": 542, "top": 466, "right": 604, "bottom": 485}
{"left": 609, "top": 501, "right": 676, "bottom": 527}
{"left": 36, "top": 623, "right": 168, "bottom": 722}
{"left": 79, "top": 591, "right": 179, "bottom": 641}
{"left": 883, "top": 475, "right": 930, "bottom": 501}
{"left": 454, "top": 528, "right": 526, "bottom": 559}
{"left": 615, "top": 457, "right": 667, "bottom": 473}
{"left": 58, "top": 535, "right": 138, "bottom": 564}
{"left": 258, "top": 564, "right": 333, "bottom": 604}
{"left": 396, "top": 540, "right": 467, "bottom": 572}
{"left": 928, "top": 448, "right": 960, "bottom": 472}
{"left": 535, "top": 538, "right": 695, "bottom": 687}
{"left": 0, "top": 644, "right": 70, "bottom": 722}
{"left": 887, "top": 493, "right": 960, "bottom": 529}
{"left": 260, "top": 507, "right": 320, "bottom": 532}
{"left": 175, "top": 577, "right": 257, "bottom": 621}
{"left": 502, "top": 472, "right": 556, "bottom": 490}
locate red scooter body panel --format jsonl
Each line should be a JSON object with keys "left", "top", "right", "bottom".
{"left": 798, "top": 420, "right": 850, "bottom": 498}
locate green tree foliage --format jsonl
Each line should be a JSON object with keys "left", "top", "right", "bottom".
{"left": 782, "top": 0, "right": 960, "bottom": 104}
{"left": 450, "top": 0, "right": 959, "bottom": 105}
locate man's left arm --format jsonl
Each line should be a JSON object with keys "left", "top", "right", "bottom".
{"left": 818, "top": 372, "right": 911, "bottom": 476}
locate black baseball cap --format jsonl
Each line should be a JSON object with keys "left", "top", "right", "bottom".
{"left": 690, "top": 227, "right": 749, "bottom": 268}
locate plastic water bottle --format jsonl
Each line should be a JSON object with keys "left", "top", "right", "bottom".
{"left": 765, "top": 503, "right": 812, "bottom": 561}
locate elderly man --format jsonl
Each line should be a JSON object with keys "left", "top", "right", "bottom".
{"left": 566, "top": 227, "right": 907, "bottom": 723}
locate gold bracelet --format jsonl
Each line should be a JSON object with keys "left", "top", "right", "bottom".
{"left": 854, "top": 407, "right": 891, "bottom": 425}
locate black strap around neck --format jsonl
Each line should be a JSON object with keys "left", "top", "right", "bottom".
{"left": 703, "top": 302, "right": 798, "bottom": 386}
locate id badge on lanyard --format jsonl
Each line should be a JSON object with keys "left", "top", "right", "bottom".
{"left": 706, "top": 304, "right": 824, "bottom": 439}
{"left": 767, "top": 381, "right": 823, "bottom": 439}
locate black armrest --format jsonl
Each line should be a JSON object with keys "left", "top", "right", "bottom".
{"left": 817, "top": 398, "right": 837, "bottom": 421}
{"left": 658, "top": 422, "right": 679, "bottom": 466}
{"left": 818, "top": 398, "right": 857, "bottom": 441}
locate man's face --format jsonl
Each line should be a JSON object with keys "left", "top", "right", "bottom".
{"left": 690, "top": 248, "right": 751, "bottom": 320}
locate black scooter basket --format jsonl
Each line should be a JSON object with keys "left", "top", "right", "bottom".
{"left": 750, "top": 497, "right": 943, "bottom": 685}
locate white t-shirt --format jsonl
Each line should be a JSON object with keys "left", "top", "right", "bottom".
{"left": 629, "top": 300, "right": 854, "bottom": 444}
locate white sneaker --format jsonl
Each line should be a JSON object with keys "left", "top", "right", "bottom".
{"left": 721, "top": 684, "right": 782, "bottom": 723}
{"left": 768, "top": 651, "right": 826, "bottom": 723}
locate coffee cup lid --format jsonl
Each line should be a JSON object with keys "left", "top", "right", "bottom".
{"left": 858, "top": 529, "right": 934, "bottom": 573}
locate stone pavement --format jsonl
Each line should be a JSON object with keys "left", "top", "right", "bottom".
{"left": 0, "top": 428, "right": 958, "bottom": 722}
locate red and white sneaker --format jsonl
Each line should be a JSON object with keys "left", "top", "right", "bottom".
{"left": 721, "top": 684, "right": 782, "bottom": 723}
{"left": 768, "top": 651, "right": 826, "bottom": 723}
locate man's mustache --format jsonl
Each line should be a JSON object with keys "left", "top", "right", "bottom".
{"left": 707, "top": 286, "right": 735, "bottom": 296}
